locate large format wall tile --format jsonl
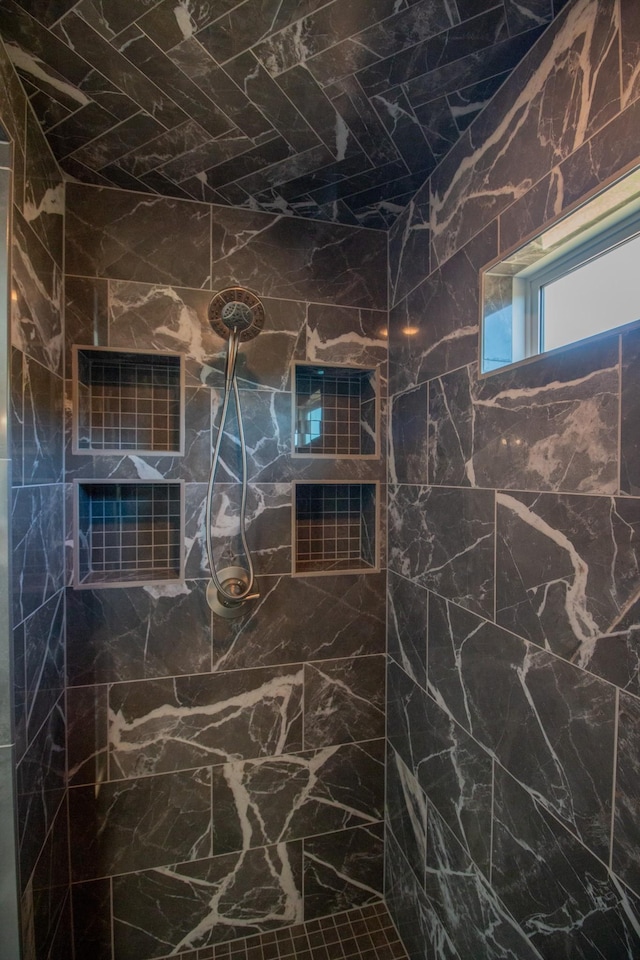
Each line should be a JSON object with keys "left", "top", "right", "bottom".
{"left": 66, "top": 582, "right": 212, "bottom": 685}
{"left": 68, "top": 768, "right": 212, "bottom": 882}
{"left": 12, "top": 207, "right": 62, "bottom": 376}
{"left": 386, "top": 746, "right": 426, "bottom": 887}
{"left": 496, "top": 490, "right": 640, "bottom": 695}
{"left": 12, "top": 484, "right": 64, "bottom": 625}
{"left": 389, "top": 485, "right": 494, "bottom": 617}
{"left": 303, "top": 822, "right": 384, "bottom": 919}
{"left": 211, "top": 207, "right": 387, "bottom": 310}
{"left": 211, "top": 573, "right": 386, "bottom": 671}
{"left": 303, "top": 655, "right": 385, "bottom": 749}
{"left": 387, "top": 660, "right": 491, "bottom": 874}
{"left": 389, "top": 223, "right": 497, "bottom": 395}
{"left": 22, "top": 354, "right": 64, "bottom": 485}
{"left": 23, "top": 108, "right": 64, "bottom": 268}
{"left": 613, "top": 691, "right": 640, "bottom": 896}
{"left": 385, "top": 829, "right": 454, "bottom": 960}
{"left": 65, "top": 184, "right": 211, "bottom": 286}
{"left": 493, "top": 767, "right": 640, "bottom": 959}
{"left": 108, "top": 665, "right": 304, "bottom": 778}
{"left": 16, "top": 697, "right": 66, "bottom": 886}
{"left": 621, "top": 326, "right": 640, "bottom": 496}
{"left": 430, "top": 0, "right": 620, "bottom": 266}
{"left": 427, "top": 596, "right": 615, "bottom": 860}
{"left": 110, "top": 842, "right": 303, "bottom": 959}
{"left": 71, "top": 878, "right": 112, "bottom": 960}
{"left": 424, "top": 804, "right": 541, "bottom": 960}
{"left": 428, "top": 341, "right": 619, "bottom": 493}
{"left": 387, "top": 571, "right": 427, "bottom": 689}
{"left": 210, "top": 739, "right": 384, "bottom": 854}
{"left": 390, "top": 385, "right": 428, "bottom": 486}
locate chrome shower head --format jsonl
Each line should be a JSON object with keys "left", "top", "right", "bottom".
{"left": 209, "top": 287, "right": 265, "bottom": 342}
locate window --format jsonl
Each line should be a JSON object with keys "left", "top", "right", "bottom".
{"left": 481, "top": 167, "right": 640, "bottom": 374}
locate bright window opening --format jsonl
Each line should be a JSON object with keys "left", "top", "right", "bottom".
{"left": 480, "top": 166, "right": 640, "bottom": 374}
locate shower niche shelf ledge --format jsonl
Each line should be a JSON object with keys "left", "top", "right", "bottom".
{"left": 72, "top": 346, "right": 184, "bottom": 456}
{"left": 293, "top": 482, "right": 379, "bottom": 576}
{"left": 74, "top": 480, "right": 184, "bottom": 588}
{"left": 293, "top": 362, "right": 378, "bottom": 458}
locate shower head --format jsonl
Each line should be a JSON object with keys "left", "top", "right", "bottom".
{"left": 209, "top": 287, "right": 265, "bottom": 342}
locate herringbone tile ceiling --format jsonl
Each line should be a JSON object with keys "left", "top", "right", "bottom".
{"left": 0, "top": 0, "right": 562, "bottom": 228}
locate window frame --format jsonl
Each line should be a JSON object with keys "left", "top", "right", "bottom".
{"left": 479, "top": 166, "right": 640, "bottom": 377}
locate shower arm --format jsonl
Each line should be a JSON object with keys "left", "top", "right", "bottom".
{"left": 205, "top": 328, "right": 257, "bottom": 603}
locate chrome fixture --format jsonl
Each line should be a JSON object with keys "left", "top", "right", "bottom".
{"left": 206, "top": 287, "right": 263, "bottom": 618}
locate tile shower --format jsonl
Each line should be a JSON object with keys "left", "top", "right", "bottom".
{"left": 1, "top": 1, "right": 640, "bottom": 959}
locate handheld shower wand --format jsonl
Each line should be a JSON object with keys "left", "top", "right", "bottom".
{"left": 205, "top": 288, "right": 265, "bottom": 619}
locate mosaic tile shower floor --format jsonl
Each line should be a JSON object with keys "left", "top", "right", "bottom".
{"left": 164, "top": 903, "right": 408, "bottom": 960}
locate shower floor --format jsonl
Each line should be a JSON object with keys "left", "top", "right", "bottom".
{"left": 172, "top": 903, "right": 408, "bottom": 960}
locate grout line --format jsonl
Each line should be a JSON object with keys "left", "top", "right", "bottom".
{"left": 609, "top": 685, "right": 620, "bottom": 873}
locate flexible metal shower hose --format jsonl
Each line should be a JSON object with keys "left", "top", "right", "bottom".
{"left": 205, "top": 329, "right": 256, "bottom": 601}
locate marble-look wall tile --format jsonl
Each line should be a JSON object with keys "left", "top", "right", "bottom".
{"left": 23, "top": 109, "right": 64, "bottom": 269}
{"left": 557, "top": 96, "right": 640, "bottom": 218}
{"left": 497, "top": 490, "right": 640, "bottom": 695}
{"left": 66, "top": 581, "right": 212, "bottom": 686}
{"left": 388, "top": 189, "right": 430, "bottom": 309}
{"left": 621, "top": 0, "right": 640, "bottom": 107}
{"left": 303, "top": 822, "right": 384, "bottom": 919}
{"left": 68, "top": 767, "right": 212, "bottom": 882}
{"left": 211, "top": 573, "right": 386, "bottom": 672}
{"left": 11, "top": 347, "right": 24, "bottom": 487}
{"left": 613, "top": 691, "right": 640, "bottom": 896}
{"left": 389, "top": 484, "right": 494, "bottom": 617}
{"left": 303, "top": 655, "right": 385, "bottom": 749}
{"left": 211, "top": 739, "right": 384, "bottom": 855}
{"left": 65, "top": 184, "right": 211, "bottom": 287}
{"left": 0, "top": 36, "right": 27, "bottom": 208}
{"left": 389, "top": 223, "right": 497, "bottom": 395}
{"left": 385, "top": 830, "right": 453, "bottom": 960}
{"left": 207, "top": 483, "right": 292, "bottom": 577}
{"left": 20, "top": 592, "right": 64, "bottom": 751}
{"left": 71, "top": 878, "right": 112, "bottom": 960}
{"left": 22, "top": 356, "right": 64, "bottom": 485}
{"left": 428, "top": 341, "right": 618, "bottom": 493}
{"left": 108, "top": 665, "right": 303, "bottom": 779}
{"left": 386, "top": 746, "right": 426, "bottom": 886}
{"left": 306, "top": 303, "right": 389, "bottom": 370}
{"left": 211, "top": 207, "right": 387, "bottom": 310}
{"left": 16, "top": 698, "right": 66, "bottom": 887}
{"left": 493, "top": 766, "right": 640, "bottom": 958}
{"left": 427, "top": 595, "right": 616, "bottom": 859}
{"left": 387, "top": 571, "right": 427, "bottom": 688}
{"left": 497, "top": 165, "right": 565, "bottom": 254}
{"left": 67, "top": 685, "right": 109, "bottom": 788}
{"left": 108, "top": 280, "right": 214, "bottom": 385}
{"left": 387, "top": 660, "right": 491, "bottom": 874}
{"left": 12, "top": 484, "right": 64, "bottom": 626}
{"left": 11, "top": 206, "right": 62, "bottom": 376}
{"left": 430, "top": 0, "right": 620, "bottom": 265}
{"left": 25, "top": 799, "right": 70, "bottom": 960}
{"left": 64, "top": 277, "right": 109, "bottom": 378}
{"left": 389, "top": 385, "right": 427, "bottom": 485}
{"left": 424, "top": 803, "right": 541, "bottom": 960}
{"left": 621, "top": 326, "right": 640, "bottom": 496}
{"left": 111, "top": 842, "right": 303, "bottom": 959}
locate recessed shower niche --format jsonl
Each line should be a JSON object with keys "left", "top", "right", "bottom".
{"left": 74, "top": 481, "right": 184, "bottom": 587}
{"left": 72, "top": 346, "right": 183, "bottom": 455}
{"left": 294, "top": 482, "right": 379, "bottom": 575}
{"left": 294, "top": 362, "right": 378, "bottom": 458}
